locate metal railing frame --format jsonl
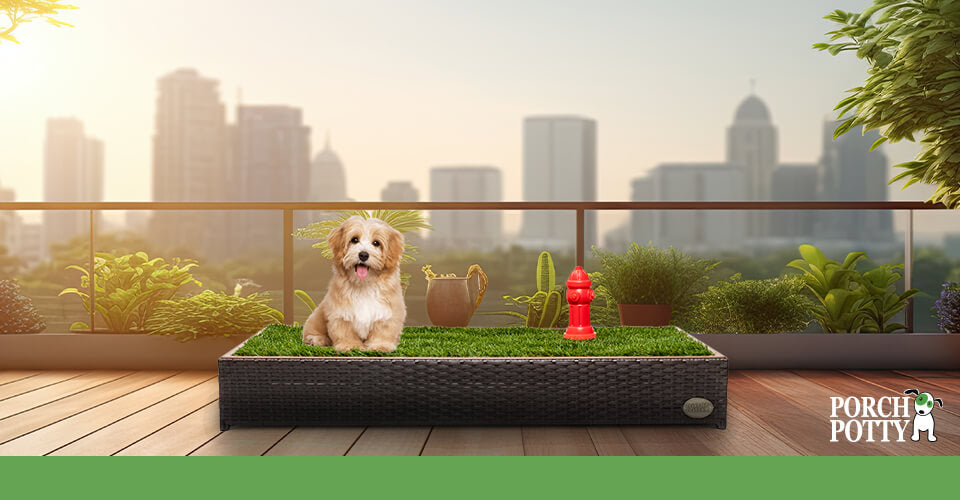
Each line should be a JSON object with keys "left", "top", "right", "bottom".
{"left": 2, "top": 200, "right": 947, "bottom": 333}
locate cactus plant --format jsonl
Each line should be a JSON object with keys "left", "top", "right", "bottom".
{"left": 490, "top": 251, "right": 565, "bottom": 328}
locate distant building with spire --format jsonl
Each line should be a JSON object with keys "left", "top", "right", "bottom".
{"left": 727, "top": 89, "right": 778, "bottom": 238}
{"left": 310, "top": 133, "right": 347, "bottom": 201}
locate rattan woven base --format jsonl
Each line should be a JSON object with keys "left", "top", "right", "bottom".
{"left": 218, "top": 336, "right": 728, "bottom": 430}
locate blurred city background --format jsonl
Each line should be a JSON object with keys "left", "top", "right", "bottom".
{"left": 1, "top": 0, "right": 958, "bottom": 332}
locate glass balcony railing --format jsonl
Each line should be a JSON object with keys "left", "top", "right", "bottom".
{"left": 0, "top": 201, "right": 953, "bottom": 334}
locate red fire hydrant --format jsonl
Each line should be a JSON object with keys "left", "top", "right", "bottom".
{"left": 564, "top": 266, "right": 596, "bottom": 340}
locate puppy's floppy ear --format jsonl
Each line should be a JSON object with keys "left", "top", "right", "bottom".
{"left": 384, "top": 227, "right": 405, "bottom": 268}
{"left": 904, "top": 389, "right": 920, "bottom": 396}
{"left": 935, "top": 398, "right": 944, "bottom": 408}
{"left": 327, "top": 222, "right": 347, "bottom": 262}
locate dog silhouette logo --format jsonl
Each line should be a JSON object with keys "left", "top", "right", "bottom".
{"left": 904, "top": 389, "right": 944, "bottom": 442}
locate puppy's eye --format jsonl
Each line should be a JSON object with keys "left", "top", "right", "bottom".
{"left": 373, "top": 240, "right": 381, "bottom": 247}
{"left": 350, "top": 237, "right": 359, "bottom": 244}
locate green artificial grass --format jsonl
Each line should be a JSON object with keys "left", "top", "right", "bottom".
{"left": 232, "top": 324, "right": 713, "bottom": 357}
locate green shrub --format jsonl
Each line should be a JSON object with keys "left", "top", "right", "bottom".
{"left": 690, "top": 275, "right": 811, "bottom": 334}
{"left": 0, "top": 280, "right": 46, "bottom": 334}
{"left": 144, "top": 291, "right": 283, "bottom": 341}
{"left": 787, "top": 244, "right": 918, "bottom": 333}
{"left": 592, "top": 243, "right": 718, "bottom": 318}
{"left": 60, "top": 252, "right": 200, "bottom": 332}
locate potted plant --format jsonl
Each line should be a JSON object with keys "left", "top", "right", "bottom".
{"left": 935, "top": 282, "right": 960, "bottom": 333}
{"left": 592, "top": 243, "right": 718, "bottom": 326}
{"left": 0, "top": 279, "right": 46, "bottom": 334}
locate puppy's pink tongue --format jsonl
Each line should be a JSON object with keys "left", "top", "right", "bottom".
{"left": 356, "top": 265, "right": 369, "bottom": 279}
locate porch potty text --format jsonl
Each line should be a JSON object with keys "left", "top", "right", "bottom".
{"left": 830, "top": 396, "right": 911, "bottom": 443}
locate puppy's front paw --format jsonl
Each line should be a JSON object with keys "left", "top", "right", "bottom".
{"left": 333, "top": 342, "right": 364, "bottom": 352}
{"left": 303, "top": 334, "right": 331, "bottom": 346}
{"left": 364, "top": 341, "right": 397, "bottom": 353}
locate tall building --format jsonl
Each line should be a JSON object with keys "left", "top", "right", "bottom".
{"left": 817, "top": 121, "right": 892, "bottom": 241}
{"left": 727, "top": 94, "right": 778, "bottom": 238}
{"left": 769, "top": 163, "right": 818, "bottom": 240}
{"left": 150, "top": 68, "right": 228, "bottom": 259}
{"left": 230, "top": 104, "right": 310, "bottom": 250}
{"left": 631, "top": 163, "right": 746, "bottom": 252}
{"left": 0, "top": 180, "right": 16, "bottom": 259}
{"left": 429, "top": 166, "right": 502, "bottom": 249}
{"left": 42, "top": 118, "right": 103, "bottom": 247}
{"left": 310, "top": 134, "right": 347, "bottom": 202}
{"left": 519, "top": 115, "right": 597, "bottom": 250}
{"left": 381, "top": 181, "right": 419, "bottom": 202}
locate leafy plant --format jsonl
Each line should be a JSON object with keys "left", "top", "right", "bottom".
{"left": 690, "top": 275, "right": 811, "bottom": 334}
{"left": 145, "top": 290, "right": 283, "bottom": 342}
{"left": 60, "top": 252, "right": 201, "bottom": 333}
{"left": 935, "top": 282, "right": 960, "bottom": 333}
{"left": 490, "top": 251, "right": 565, "bottom": 328}
{"left": 0, "top": 0, "right": 76, "bottom": 44}
{"left": 0, "top": 279, "right": 46, "bottom": 333}
{"left": 814, "top": 0, "right": 960, "bottom": 208}
{"left": 592, "top": 243, "right": 718, "bottom": 318}
{"left": 787, "top": 244, "right": 917, "bottom": 333}
{"left": 295, "top": 210, "right": 432, "bottom": 293}
{"left": 858, "top": 264, "right": 919, "bottom": 332}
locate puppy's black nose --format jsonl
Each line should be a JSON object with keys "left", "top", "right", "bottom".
{"left": 358, "top": 251, "right": 369, "bottom": 262}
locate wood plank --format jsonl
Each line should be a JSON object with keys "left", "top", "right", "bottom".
{"left": 846, "top": 370, "right": 960, "bottom": 418}
{"left": 346, "top": 427, "right": 431, "bottom": 456}
{"left": 421, "top": 427, "right": 524, "bottom": 456}
{"left": 115, "top": 401, "right": 221, "bottom": 456}
{"left": 49, "top": 378, "right": 219, "bottom": 456}
{"left": 522, "top": 427, "right": 597, "bottom": 456}
{"left": 704, "top": 406, "right": 801, "bottom": 456}
{"left": 620, "top": 425, "right": 713, "bottom": 456}
{"left": 728, "top": 372, "right": 890, "bottom": 456}
{"left": 0, "top": 371, "right": 131, "bottom": 419}
{"left": 190, "top": 427, "right": 292, "bottom": 456}
{"left": 797, "top": 371, "right": 960, "bottom": 456}
{"left": 265, "top": 427, "right": 364, "bottom": 456}
{"left": 895, "top": 371, "right": 960, "bottom": 399}
{"left": 0, "top": 371, "right": 39, "bottom": 386}
{"left": 0, "top": 371, "right": 175, "bottom": 445}
{"left": 0, "top": 371, "right": 82, "bottom": 401}
{"left": 0, "top": 371, "right": 210, "bottom": 456}
{"left": 586, "top": 427, "right": 635, "bottom": 456}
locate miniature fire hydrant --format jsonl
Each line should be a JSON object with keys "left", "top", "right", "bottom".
{"left": 564, "top": 266, "right": 596, "bottom": 340}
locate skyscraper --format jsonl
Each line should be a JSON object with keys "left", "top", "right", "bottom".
{"left": 632, "top": 163, "right": 746, "bottom": 252}
{"left": 42, "top": 117, "right": 103, "bottom": 247}
{"left": 429, "top": 166, "right": 502, "bottom": 249}
{"left": 381, "top": 181, "right": 419, "bottom": 202}
{"left": 818, "top": 121, "right": 892, "bottom": 241}
{"left": 727, "top": 94, "right": 778, "bottom": 238}
{"left": 769, "top": 163, "right": 818, "bottom": 240}
{"left": 310, "top": 134, "right": 347, "bottom": 202}
{"left": 150, "top": 68, "right": 228, "bottom": 259}
{"left": 519, "top": 115, "right": 597, "bottom": 250}
{"left": 230, "top": 105, "right": 310, "bottom": 250}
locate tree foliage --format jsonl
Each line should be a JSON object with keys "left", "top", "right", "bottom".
{"left": 815, "top": 0, "right": 960, "bottom": 208}
{"left": 0, "top": 0, "right": 76, "bottom": 44}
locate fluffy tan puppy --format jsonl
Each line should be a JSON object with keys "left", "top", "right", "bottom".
{"left": 302, "top": 216, "right": 406, "bottom": 352}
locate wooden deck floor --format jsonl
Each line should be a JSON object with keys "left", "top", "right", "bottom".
{"left": 0, "top": 370, "right": 957, "bottom": 456}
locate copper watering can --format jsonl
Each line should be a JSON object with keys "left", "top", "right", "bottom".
{"left": 422, "top": 264, "right": 488, "bottom": 327}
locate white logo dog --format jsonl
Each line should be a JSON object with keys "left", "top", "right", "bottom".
{"left": 904, "top": 389, "right": 943, "bottom": 442}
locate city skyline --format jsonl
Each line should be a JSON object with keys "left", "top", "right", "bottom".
{"left": 0, "top": 0, "right": 937, "bottom": 210}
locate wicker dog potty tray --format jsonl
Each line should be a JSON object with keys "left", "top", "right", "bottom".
{"left": 218, "top": 338, "right": 728, "bottom": 430}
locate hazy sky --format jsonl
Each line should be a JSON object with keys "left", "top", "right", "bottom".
{"left": 0, "top": 0, "right": 937, "bottom": 210}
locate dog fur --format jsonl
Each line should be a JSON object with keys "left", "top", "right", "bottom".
{"left": 302, "top": 216, "right": 406, "bottom": 352}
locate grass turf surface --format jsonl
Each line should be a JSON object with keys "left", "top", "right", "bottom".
{"left": 232, "top": 324, "right": 713, "bottom": 357}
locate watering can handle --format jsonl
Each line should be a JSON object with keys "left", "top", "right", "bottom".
{"left": 466, "top": 264, "right": 488, "bottom": 311}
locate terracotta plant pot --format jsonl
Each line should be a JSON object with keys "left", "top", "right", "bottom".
{"left": 618, "top": 304, "right": 671, "bottom": 326}
{"left": 425, "top": 265, "right": 488, "bottom": 327}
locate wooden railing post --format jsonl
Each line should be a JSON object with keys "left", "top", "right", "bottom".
{"left": 905, "top": 209, "right": 914, "bottom": 333}
{"left": 283, "top": 209, "right": 294, "bottom": 326}
{"left": 88, "top": 209, "right": 96, "bottom": 333}
{"left": 576, "top": 208, "right": 585, "bottom": 268}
